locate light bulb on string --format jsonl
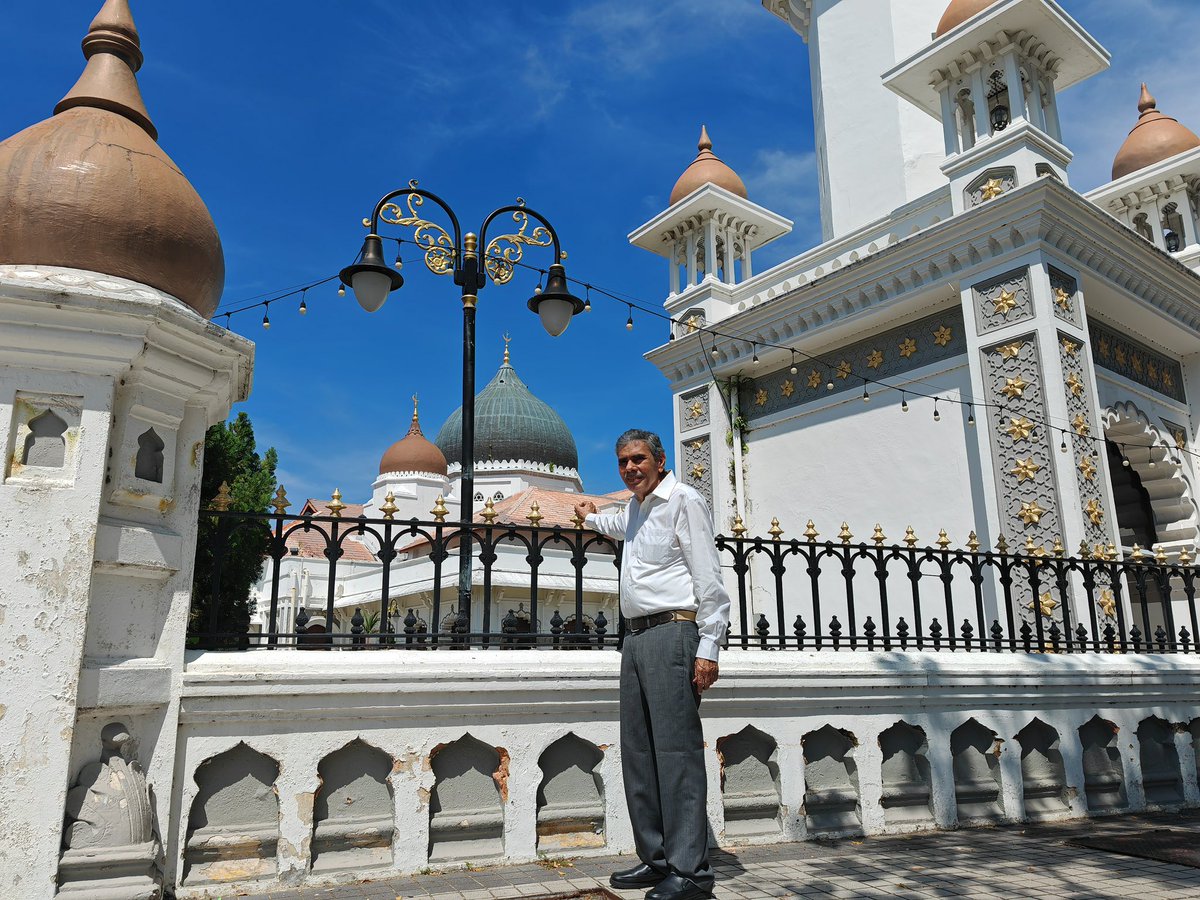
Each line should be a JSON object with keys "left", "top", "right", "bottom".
{"left": 752, "top": 344, "right": 760, "bottom": 366}
{"left": 298, "top": 289, "right": 308, "bottom": 316}
{"left": 826, "top": 370, "right": 835, "bottom": 391}
{"left": 337, "top": 284, "right": 346, "bottom": 297}
{"left": 262, "top": 304, "right": 271, "bottom": 330}
{"left": 901, "top": 392, "right": 909, "bottom": 413}
{"left": 626, "top": 305, "right": 634, "bottom": 330}
{"left": 1148, "top": 456, "right": 1156, "bottom": 469}
{"left": 1060, "top": 431, "right": 1068, "bottom": 453}
{"left": 393, "top": 251, "right": 403, "bottom": 271}
{"left": 790, "top": 350, "right": 798, "bottom": 375}
{"left": 1121, "top": 448, "right": 1131, "bottom": 468}
{"left": 534, "top": 273, "right": 544, "bottom": 295}
{"left": 862, "top": 382, "right": 870, "bottom": 403}
{"left": 967, "top": 404, "right": 975, "bottom": 427}
{"left": 933, "top": 399, "right": 941, "bottom": 422}
{"left": 710, "top": 343, "right": 719, "bottom": 360}
{"left": 583, "top": 285, "right": 591, "bottom": 312}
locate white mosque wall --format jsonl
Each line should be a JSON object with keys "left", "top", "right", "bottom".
{"left": 169, "top": 648, "right": 1200, "bottom": 897}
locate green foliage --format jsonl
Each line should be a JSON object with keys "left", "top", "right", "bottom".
{"left": 190, "top": 412, "right": 278, "bottom": 648}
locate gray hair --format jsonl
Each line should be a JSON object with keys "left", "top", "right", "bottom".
{"left": 615, "top": 429, "right": 666, "bottom": 460}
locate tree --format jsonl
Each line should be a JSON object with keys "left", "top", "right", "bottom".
{"left": 190, "top": 411, "right": 278, "bottom": 648}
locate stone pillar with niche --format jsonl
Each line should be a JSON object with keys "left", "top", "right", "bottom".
{"left": 960, "top": 255, "right": 1120, "bottom": 635}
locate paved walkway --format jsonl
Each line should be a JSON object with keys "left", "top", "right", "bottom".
{"left": 243, "top": 811, "right": 1200, "bottom": 900}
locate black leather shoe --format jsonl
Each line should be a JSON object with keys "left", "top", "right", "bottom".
{"left": 645, "top": 873, "right": 714, "bottom": 900}
{"left": 609, "top": 862, "right": 668, "bottom": 888}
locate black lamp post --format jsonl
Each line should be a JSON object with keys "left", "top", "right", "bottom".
{"left": 340, "top": 182, "right": 583, "bottom": 638}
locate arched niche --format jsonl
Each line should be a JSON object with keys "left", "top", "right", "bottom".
{"left": 879, "top": 721, "right": 932, "bottom": 826}
{"left": 184, "top": 743, "right": 279, "bottom": 884}
{"left": 312, "top": 739, "right": 394, "bottom": 872}
{"left": 536, "top": 733, "right": 605, "bottom": 851}
{"left": 1079, "top": 716, "right": 1127, "bottom": 812}
{"left": 1137, "top": 717, "right": 1183, "bottom": 806}
{"left": 1014, "top": 718, "right": 1069, "bottom": 816}
{"left": 134, "top": 427, "right": 165, "bottom": 483}
{"left": 717, "top": 725, "right": 781, "bottom": 838}
{"left": 428, "top": 735, "right": 505, "bottom": 863}
{"left": 801, "top": 725, "right": 859, "bottom": 834}
{"left": 23, "top": 408, "right": 67, "bottom": 468}
{"left": 951, "top": 719, "right": 1003, "bottom": 822}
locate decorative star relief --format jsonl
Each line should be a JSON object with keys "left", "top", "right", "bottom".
{"left": 1079, "top": 456, "right": 1097, "bottom": 481}
{"left": 1084, "top": 498, "right": 1104, "bottom": 526}
{"left": 687, "top": 400, "right": 704, "bottom": 419}
{"left": 1146, "top": 360, "right": 1158, "bottom": 381}
{"left": 933, "top": 325, "right": 953, "bottom": 347}
{"left": 1054, "top": 287, "right": 1072, "bottom": 310}
{"left": 898, "top": 338, "right": 917, "bottom": 359}
{"left": 807, "top": 370, "right": 822, "bottom": 389}
{"left": 689, "top": 463, "right": 707, "bottom": 480}
{"left": 685, "top": 315, "right": 701, "bottom": 333}
{"left": 866, "top": 349, "right": 884, "bottom": 370}
{"left": 1173, "top": 430, "right": 1187, "bottom": 450}
{"left": 781, "top": 380, "right": 795, "bottom": 398}
{"left": 1097, "top": 336, "right": 1111, "bottom": 357}
{"left": 1005, "top": 416, "right": 1036, "bottom": 441}
{"left": 981, "top": 178, "right": 1006, "bottom": 201}
{"left": 1065, "top": 372, "right": 1084, "bottom": 397}
{"left": 993, "top": 289, "right": 1018, "bottom": 315}
{"left": 1029, "top": 592, "right": 1058, "bottom": 618}
{"left": 1132, "top": 355, "right": 1144, "bottom": 375}
{"left": 1018, "top": 500, "right": 1047, "bottom": 526}
{"left": 1072, "top": 414, "right": 1090, "bottom": 437}
{"left": 1098, "top": 590, "right": 1116, "bottom": 619}
{"left": 836, "top": 360, "right": 852, "bottom": 379}
{"left": 1163, "top": 370, "right": 1175, "bottom": 389}
{"left": 997, "top": 341, "right": 1024, "bottom": 360}
{"left": 691, "top": 440, "right": 704, "bottom": 451}
{"left": 755, "top": 388, "right": 768, "bottom": 407}
{"left": 1011, "top": 458, "right": 1041, "bottom": 482}
{"left": 1061, "top": 337, "right": 1080, "bottom": 356}
{"left": 1001, "top": 376, "right": 1029, "bottom": 400}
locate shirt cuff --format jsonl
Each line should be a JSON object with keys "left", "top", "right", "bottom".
{"left": 696, "top": 635, "right": 721, "bottom": 662}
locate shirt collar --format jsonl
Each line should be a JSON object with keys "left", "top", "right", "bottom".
{"left": 648, "top": 470, "right": 677, "bottom": 503}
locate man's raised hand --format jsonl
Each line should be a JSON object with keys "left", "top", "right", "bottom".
{"left": 573, "top": 499, "right": 598, "bottom": 522}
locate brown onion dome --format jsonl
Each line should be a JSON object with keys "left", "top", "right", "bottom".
{"left": 379, "top": 398, "right": 448, "bottom": 477}
{"left": 669, "top": 126, "right": 748, "bottom": 205}
{"left": 0, "top": 0, "right": 224, "bottom": 317}
{"left": 1112, "top": 84, "right": 1200, "bottom": 181}
{"left": 935, "top": 0, "right": 1000, "bottom": 37}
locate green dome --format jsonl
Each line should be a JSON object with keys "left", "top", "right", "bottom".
{"left": 435, "top": 355, "right": 578, "bottom": 470}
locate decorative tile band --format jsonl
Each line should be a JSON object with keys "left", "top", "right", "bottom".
{"left": 1090, "top": 320, "right": 1185, "bottom": 403}
{"left": 740, "top": 309, "right": 966, "bottom": 422}
{"left": 1058, "top": 331, "right": 1110, "bottom": 552}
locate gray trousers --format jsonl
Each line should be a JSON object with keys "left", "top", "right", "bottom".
{"left": 620, "top": 620, "right": 713, "bottom": 886}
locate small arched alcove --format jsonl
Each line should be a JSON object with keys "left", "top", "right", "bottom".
{"left": 134, "top": 427, "right": 165, "bottom": 483}
{"left": 1138, "top": 717, "right": 1184, "bottom": 806}
{"left": 879, "top": 721, "right": 933, "bottom": 826}
{"left": 801, "top": 725, "right": 859, "bottom": 834}
{"left": 23, "top": 408, "right": 67, "bottom": 468}
{"left": 312, "top": 739, "right": 394, "bottom": 872}
{"left": 1079, "top": 716, "right": 1127, "bottom": 812}
{"left": 536, "top": 733, "right": 605, "bottom": 851}
{"left": 428, "top": 735, "right": 505, "bottom": 863}
{"left": 951, "top": 719, "right": 1003, "bottom": 823}
{"left": 1015, "top": 719, "right": 1069, "bottom": 816}
{"left": 717, "top": 725, "right": 781, "bottom": 838}
{"left": 184, "top": 743, "right": 279, "bottom": 884}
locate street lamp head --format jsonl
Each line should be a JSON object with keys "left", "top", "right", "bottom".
{"left": 528, "top": 263, "right": 584, "bottom": 337}
{"left": 339, "top": 234, "right": 404, "bottom": 313}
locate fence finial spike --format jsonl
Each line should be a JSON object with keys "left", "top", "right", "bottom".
{"left": 967, "top": 531, "right": 981, "bottom": 553}
{"left": 270, "top": 485, "right": 290, "bottom": 515}
{"left": 327, "top": 488, "right": 346, "bottom": 517}
{"left": 936, "top": 529, "right": 951, "bottom": 550}
{"left": 995, "top": 533, "right": 1009, "bottom": 554}
{"left": 1131, "top": 542, "right": 1144, "bottom": 561}
{"left": 380, "top": 491, "right": 398, "bottom": 520}
{"left": 1106, "top": 542, "right": 1117, "bottom": 561}
{"left": 482, "top": 497, "right": 499, "bottom": 525}
{"left": 1052, "top": 536, "right": 1065, "bottom": 558}
{"left": 904, "top": 526, "right": 918, "bottom": 548}
{"left": 872, "top": 524, "right": 886, "bottom": 546}
{"left": 731, "top": 514, "right": 748, "bottom": 537}
{"left": 838, "top": 522, "right": 853, "bottom": 544}
{"left": 1079, "top": 539, "right": 1092, "bottom": 560}
{"left": 209, "top": 481, "right": 232, "bottom": 512}
{"left": 430, "top": 495, "right": 449, "bottom": 523}
{"left": 1180, "top": 546, "right": 1195, "bottom": 566}
{"left": 526, "top": 500, "right": 544, "bottom": 526}
{"left": 1154, "top": 544, "right": 1168, "bottom": 564}
{"left": 803, "top": 519, "right": 819, "bottom": 541}
{"left": 768, "top": 517, "right": 784, "bottom": 540}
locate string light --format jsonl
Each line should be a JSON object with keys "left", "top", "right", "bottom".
{"left": 298, "top": 289, "right": 307, "bottom": 316}
{"left": 337, "top": 284, "right": 346, "bottom": 297}
{"left": 790, "top": 350, "right": 798, "bottom": 375}
{"left": 1060, "top": 431, "right": 1068, "bottom": 453}
{"left": 393, "top": 250, "right": 403, "bottom": 271}
{"left": 1148, "top": 456, "right": 1156, "bottom": 469}
{"left": 534, "top": 273, "right": 544, "bottom": 295}
{"left": 861, "top": 383, "right": 870, "bottom": 403}
{"left": 711, "top": 344, "right": 720, "bottom": 360}
{"left": 261, "top": 304, "right": 271, "bottom": 330}
{"left": 967, "top": 404, "right": 975, "bottom": 427}
{"left": 901, "top": 392, "right": 909, "bottom": 413}
{"left": 583, "top": 285, "right": 591, "bottom": 312}
{"left": 933, "top": 399, "right": 941, "bottom": 422}
{"left": 752, "top": 344, "right": 760, "bottom": 366}
{"left": 626, "top": 305, "right": 634, "bottom": 330}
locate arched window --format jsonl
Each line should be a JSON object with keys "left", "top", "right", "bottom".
{"left": 135, "top": 427, "right": 165, "bottom": 483}
{"left": 23, "top": 409, "right": 67, "bottom": 468}
{"left": 473, "top": 492, "right": 484, "bottom": 502}
{"left": 1132, "top": 213, "right": 1153, "bottom": 243}
{"left": 1162, "top": 203, "right": 1186, "bottom": 252}
{"left": 492, "top": 491, "right": 505, "bottom": 501}
{"left": 956, "top": 89, "right": 976, "bottom": 150}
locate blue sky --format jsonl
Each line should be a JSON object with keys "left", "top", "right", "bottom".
{"left": 3, "top": 1, "right": 1196, "bottom": 498}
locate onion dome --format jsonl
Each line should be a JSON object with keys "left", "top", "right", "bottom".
{"left": 669, "top": 126, "right": 748, "bottom": 205}
{"left": 0, "top": 0, "right": 224, "bottom": 317}
{"left": 435, "top": 342, "right": 578, "bottom": 471}
{"left": 379, "top": 396, "right": 448, "bottom": 477}
{"left": 935, "top": 0, "right": 1000, "bottom": 37}
{"left": 1112, "top": 84, "right": 1200, "bottom": 181}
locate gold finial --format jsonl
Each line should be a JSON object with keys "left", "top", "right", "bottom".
{"left": 1079, "top": 540, "right": 1092, "bottom": 560}
{"left": 904, "top": 526, "right": 918, "bottom": 548}
{"left": 1154, "top": 544, "right": 1168, "bottom": 564}
{"left": 430, "top": 495, "right": 449, "bottom": 523}
{"left": 1094, "top": 542, "right": 1106, "bottom": 561}
{"left": 936, "top": 529, "right": 951, "bottom": 551}
{"left": 1106, "top": 542, "right": 1117, "bottom": 561}
{"left": 768, "top": 517, "right": 784, "bottom": 540}
{"left": 731, "top": 514, "right": 748, "bottom": 537}
{"left": 872, "top": 524, "right": 886, "bottom": 546}
{"left": 481, "top": 497, "right": 498, "bottom": 525}
{"left": 412, "top": 393, "right": 420, "bottom": 423}
{"left": 996, "top": 534, "right": 1009, "bottom": 554}
{"left": 1138, "top": 82, "right": 1157, "bottom": 114}
{"left": 1131, "top": 543, "right": 1144, "bottom": 561}
{"left": 327, "top": 488, "right": 346, "bottom": 517}
{"left": 526, "top": 501, "right": 543, "bottom": 526}
{"left": 838, "top": 522, "right": 853, "bottom": 545}
{"left": 1179, "top": 546, "right": 1194, "bottom": 566}
{"left": 1052, "top": 536, "right": 1065, "bottom": 558}
{"left": 270, "top": 485, "right": 290, "bottom": 515}
{"left": 698, "top": 123, "right": 712, "bottom": 152}
{"left": 1024, "top": 535, "right": 1036, "bottom": 555}
{"left": 803, "top": 519, "right": 819, "bottom": 541}
{"left": 463, "top": 232, "right": 478, "bottom": 255}
{"left": 967, "top": 531, "right": 981, "bottom": 553}
{"left": 503, "top": 333, "right": 512, "bottom": 364}
{"left": 380, "top": 491, "right": 398, "bottom": 520}
{"left": 209, "top": 481, "right": 232, "bottom": 512}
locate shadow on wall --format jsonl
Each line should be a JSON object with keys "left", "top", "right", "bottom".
{"left": 717, "top": 725, "right": 782, "bottom": 839}
{"left": 312, "top": 739, "right": 394, "bottom": 873}
{"left": 428, "top": 734, "right": 506, "bottom": 863}
{"left": 536, "top": 733, "right": 606, "bottom": 851}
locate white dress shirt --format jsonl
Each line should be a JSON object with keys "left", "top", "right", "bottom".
{"left": 586, "top": 471, "right": 731, "bottom": 662}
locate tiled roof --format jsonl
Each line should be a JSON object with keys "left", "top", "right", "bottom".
{"left": 284, "top": 499, "right": 375, "bottom": 561}
{"left": 483, "top": 487, "right": 625, "bottom": 528}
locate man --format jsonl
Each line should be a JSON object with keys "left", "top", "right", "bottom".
{"left": 574, "top": 429, "right": 731, "bottom": 900}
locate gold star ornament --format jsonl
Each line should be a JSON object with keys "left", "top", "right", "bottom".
{"left": 1079, "top": 456, "right": 1097, "bottom": 481}
{"left": 1019, "top": 500, "right": 1047, "bottom": 526}
{"left": 689, "top": 463, "right": 707, "bottom": 479}
{"left": 866, "top": 349, "right": 884, "bottom": 370}
{"left": 1065, "top": 372, "right": 1084, "bottom": 397}
{"left": 781, "top": 380, "right": 795, "bottom": 398}
{"left": 993, "top": 289, "right": 1018, "bottom": 315}
{"left": 807, "top": 370, "right": 822, "bottom": 389}
{"left": 1072, "top": 414, "right": 1091, "bottom": 437}
{"left": 997, "top": 341, "right": 1024, "bottom": 360}
{"left": 1029, "top": 592, "right": 1058, "bottom": 618}
{"left": 1097, "top": 590, "right": 1116, "bottom": 619}
{"left": 687, "top": 400, "right": 704, "bottom": 419}
{"left": 1005, "top": 416, "right": 1036, "bottom": 441}
{"left": 1084, "top": 498, "right": 1104, "bottom": 526}
{"left": 1011, "top": 458, "right": 1041, "bottom": 483}
{"left": 933, "top": 325, "right": 953, "bottom": 347}
{"left": 898, "top": 337, "right": 917, "bottom": 359}
{"left": 1061, "top": 337, "right": 1080, "bottom": 356}
{"left": 1001, "top": 376, "right": 1029, "bottom": 400}
{"left": 1054, "top": 286, "right": 1072, "bottom": 309}
{"left": 981, "top": 178, "right": 1006, "bottom": 201}
{"left": 836, "top": 360, "right": 852, "bottom": 379}
{"left": 755, "top": 388, "right": 768, "bottom": 407}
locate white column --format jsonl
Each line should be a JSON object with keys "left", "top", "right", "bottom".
{"left": 1001, "top": 51, "right": 1026, "bottom": 123}
{"left": 970, "top": 66, "right": 991, "bottom": 139}
{"left": 939, "top": 87, "right": 959, "bottom": 156}
{"left": 1170, "top": 189, "right": 1199, "bottom": 249}
{"left": 703, "top": 219, "right": 718, "bottom": 282}
{"left": 669, "top": 240, "right": 680, "bottom": 296}
{"left": 723, "top": 228, "right": 735, "bottom": 284}
{"left": 685, "top": 232, "right": 697, "bottom": 287}
{"left": 1027, "top": 71, "right": 1047, "bottom": 132}
{"left": 1043, "top": 75, "right": 1063, "bottom": 142}
{"left": 1149, "top": 197, "right": 1167, "bottom": 249}
{"left": 741, "top": 240, "right": 753, "bottom": 279}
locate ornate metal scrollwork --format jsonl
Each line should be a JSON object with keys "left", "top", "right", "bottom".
{"left": 484, "top": 204, "right": 553, "bottom": 285}
{"left": 379, "top": 192, "right": 456, "bottom": 276}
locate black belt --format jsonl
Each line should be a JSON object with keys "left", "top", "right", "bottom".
{"left": 626, "top": 609, "right": 697, "bottom": 632}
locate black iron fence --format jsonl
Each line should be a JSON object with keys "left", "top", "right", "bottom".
{"left": 192, "top": 508, "right": 1200, "bottom": 654}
